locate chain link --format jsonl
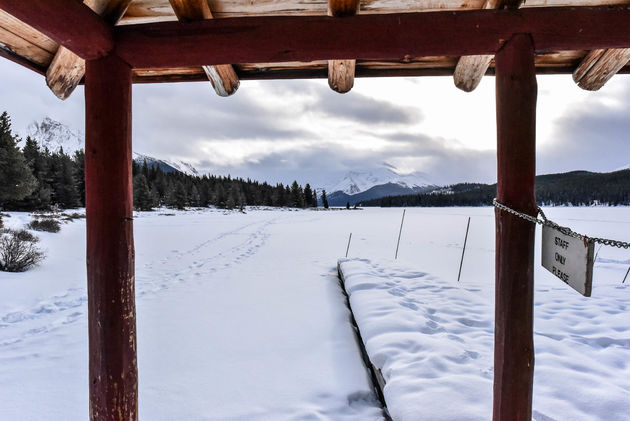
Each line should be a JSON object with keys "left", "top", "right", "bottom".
{"left": 492, "top": 198, "right": 630, "bottom": 249}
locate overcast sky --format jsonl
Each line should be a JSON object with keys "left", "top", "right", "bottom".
{"left": 2, "top": 58, "right": 630, "bottom": 188}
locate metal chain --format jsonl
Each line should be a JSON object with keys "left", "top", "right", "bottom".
{"left": 492, "top": 198, "right": 630, "bottom": 249}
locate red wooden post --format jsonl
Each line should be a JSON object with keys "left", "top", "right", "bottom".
{"left": 494, "top": 33, "right": 537, "bottom": 421}
{"left": 85, "top": 53, "right": 137, "bottom": 421}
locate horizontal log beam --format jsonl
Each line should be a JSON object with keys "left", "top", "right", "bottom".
{"left": 114, "top": 7, "right": 630, "bottom": 69}
{"left": 0, "top": 0, "right": 114, "bottom": 60}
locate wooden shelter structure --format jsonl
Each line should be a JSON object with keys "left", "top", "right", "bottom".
{"left": 1, "top": 1, "right": 629, "bottom": 419}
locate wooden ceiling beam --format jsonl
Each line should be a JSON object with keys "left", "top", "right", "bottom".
{"left": 327, "top": 0, "right": 360, "bottom": 94}
{"left": 114, "top": 7, "right": 630, "bottom": 70}
{"left": 573, "top": 48, "right": 630, "bottom": 91}
{"left": 168, "top": 0, "right": 239, "bottom": 97}
{"left": 453, "top": 0, "right": 523, "bottom": 92}
{"left": 0, "top": 0, "right": 113, "bottom": 60}
{"left": 46, "top": 0, "right": 133, "bottom": 100}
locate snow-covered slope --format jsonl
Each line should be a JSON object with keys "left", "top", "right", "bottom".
{"left": 326, "top": 164, "right": 433, "bottom": 195}
{"left": 133, "top": 152, "right": 199, "bottom": 176}
{"left": 26, "top": 117, "right": 200, "bottom": 176}
{"left": 27, "top": 117, "right": 83, "bottom": 155}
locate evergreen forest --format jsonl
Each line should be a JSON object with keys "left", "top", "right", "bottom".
{"left": 0, "top": 111, "right": 318, "bottom": 211}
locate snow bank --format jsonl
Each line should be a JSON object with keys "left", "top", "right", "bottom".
{"left": 339, "top": 251, "right": 630, "bottom": 421}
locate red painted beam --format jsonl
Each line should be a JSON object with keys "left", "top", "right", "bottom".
{"left": 0, "top": 0, "right": 113, "bottom": 60}
{"left": 115, "top": 6, "right": 630, "bottom": 69}
{"left": 85, "top": 53, "right": 137, "bottom": 421}
{"left": 494, "top": 34, "right": 537, "bottom": 421}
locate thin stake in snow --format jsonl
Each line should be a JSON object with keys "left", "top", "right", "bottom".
{"left": 346, "top": 232, "right": 352, "bottom": 258}
{"left": 622, "top": 266, "right": 630, "bottom": 284}
{"left": 457, "top": 217, "right": 471, "bottom": 282}
{"left": 594, "top": 244, "right": 603, "bottom": 262}
{"left": 395, "top": 209, "right": 406, "bottom": 259}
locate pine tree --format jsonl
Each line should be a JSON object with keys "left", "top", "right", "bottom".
{"left": 311, "top": 190, "right": 318, "bottom": 208}
{"left": 73, "top": 150, "right": 85, "bottom": 206}
{"left": 321, "top": 189, "right": 329, "bottom": 209}
{"left": 16, "top": 136, "right": 50, "bottom": 210}
{"left": 0, "top": 112, "right": 37, "bottom": 208}
{"left": 133, "top": 174, "right": 154, "bottom": 210}
{"left": 304, "top": 184, "right": 314, "bottom": 208}
{"left": 290, "top": 180, "right": 305, "bottom": 208}
{"left": 51, "top": 149, "right": 79, "bottom": 208}
{"left": 172, "top": 181, "right": 188, "bottom": 209}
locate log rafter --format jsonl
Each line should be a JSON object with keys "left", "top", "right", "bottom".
{"left": 46, "top": 0, "right": 132, "bottom": 100}
{"left": 572, "top": 0, "right": 630, "bottom": 91}
{"left": 573, "top": 47, "right": 630, "bottom": 90}
{"left": 168, "top": 0, "right": 239, "bottom": 97}
{"left": 453, "top": 0, "right": 523, "bottom": 92}
{"left": 327, "top": 0, "right": 360, "bottom": 94}
{"left": 114, "top": 7, "right": 630, "bottom": 70}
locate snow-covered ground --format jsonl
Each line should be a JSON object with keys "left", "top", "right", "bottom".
{"left": 1, "top": 207, "right": 629, "bottom": 420}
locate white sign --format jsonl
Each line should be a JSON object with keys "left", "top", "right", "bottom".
{"left": 541, "top": 225, "right": 594, "bottom": 297}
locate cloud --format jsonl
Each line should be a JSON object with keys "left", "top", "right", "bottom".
{"left": 314, "top": 90, "right": 420, "bottom": 125}
{"left": 538, "top": 78, "right": 630, "bottom": 174}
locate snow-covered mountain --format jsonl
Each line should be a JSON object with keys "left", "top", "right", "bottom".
{"left": 27, "top": 117, "right": 84, "bottom": 155}
{"left": 26, "top": 117, "right": 200, "bottom": 176}
{"left": 325, "top": 164, "right": 433, "bottom": 195}
{"left": 133, "top": 152, "right": 199, "bottom": 176}
{"left": 321, "top": 164, "right": 437, "bottom": 206}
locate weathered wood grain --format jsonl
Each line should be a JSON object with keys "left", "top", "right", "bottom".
{"left": 573, "top": 48, "right": 630, "bottom": 90}
{"left": 46, "top": 0, "right": 133, "bottom": 100}
{"left": 0, "top": 0, "right": 113, "bottom": 60}
{"left": 453, "top": 0, "right": 523, "bottom": 92}
{"left": 0, "top": 9, "right": 57, "bottom": 54}
{"left": 0, "top": 26, "right": 53, "bottom": 66}
{"left": 121, "top": 0, "right": 629, "bottom": 23}
{"left": 169, "top": 0, "right": 240, "bottom": 96}
{"left": 328, "top": 59, "right": 356, "bottom": 92}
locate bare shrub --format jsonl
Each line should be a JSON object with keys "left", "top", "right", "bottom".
{"left": 28, "top": 218, "right": 61, "bottom": 233}
{"left": 14, "top": 229, "right": 39, "bottom": 243}
{"left": 61, "top": 212, "right": 86, "bottom": 222}
{"left": 0, "top": 230, "right": 45, "bottom": 272}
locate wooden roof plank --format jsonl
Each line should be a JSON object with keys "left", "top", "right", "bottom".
{"left": 46, "top": 1, "right": 133, "bottom": 100}
{"left": 169, "top": 0, "right": 239, "bottom": 97}
{"left": 0, "top": 0, "right": 113, "bottom": 60}
{"left": 327, "top": 0, "right": 360, "bottom": 94}
{"left": 573, "top": 48, "right": 630, "bottom": 90}
{"left": 114, "top": 7, "right": 630, "bottom": 69}
{"left": 453, "top": 0, "right": 523, "bottom": 92}
{"left": 0, "top": 25, "right": 53, "bottom": 67}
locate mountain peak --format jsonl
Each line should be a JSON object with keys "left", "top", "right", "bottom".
{"left": 325, "top": 165, "right": 434, "bottom": 195}
{"left": 27, "top": 117, "right": 83, "bottom": 155}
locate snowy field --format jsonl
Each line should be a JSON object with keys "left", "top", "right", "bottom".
{"left": 1, "top": 207, "right": 629, "bottom": 420}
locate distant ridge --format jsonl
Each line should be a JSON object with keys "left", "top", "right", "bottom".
{"left": 361, "top": 169, "right": 630, "bottom": 207}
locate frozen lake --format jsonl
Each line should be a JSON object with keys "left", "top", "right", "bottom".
{"left": 0, "top": 206, "right": 629, "bottom": 420}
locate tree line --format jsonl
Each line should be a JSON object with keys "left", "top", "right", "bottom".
{"left": 0, "top": 111, "right": 319, "bottom": 211}
{"left": 362, "top": 170, "right": 630, "bottom": 207}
